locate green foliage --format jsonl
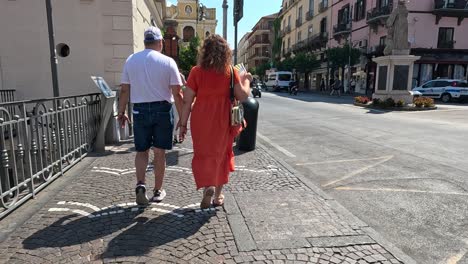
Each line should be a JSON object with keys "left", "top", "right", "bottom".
{"left": 384, "top": 98, "right": 395, "bottom": 108}
{"left": 271, "top": 17, "right": 283, "bottom": 66}
{"left": 276, "top": 52, "right": 319, "bottom": 74}
{"left": 326, "top": 44, "right": 361, "bottom": 69}
{"left": 255, "top": 63, "right": 271, "bottom": 78}
{"left": 292, "top": 52, "right": 320, "bottom": 74}
{"left": 396, "top": 99, "right": 405, "bottom": 107}
{"left": 276, "top": 57, "right": 295, "bottom": 71}
{"left": 178, "top": 37, "right": 201, "bottom": 76}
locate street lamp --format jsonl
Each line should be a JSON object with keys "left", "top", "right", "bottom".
{"left": 45, "top": 0, "right": 60, "bottom": 97}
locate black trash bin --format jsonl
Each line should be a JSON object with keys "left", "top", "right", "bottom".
{"left": 237, "top": 97, "right": 259, "bottom": 151}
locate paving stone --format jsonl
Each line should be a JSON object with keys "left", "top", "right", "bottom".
{"left": 0, "top": 140, "right": 403, "bottom": 263}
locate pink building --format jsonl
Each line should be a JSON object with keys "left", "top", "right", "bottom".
{"left": 330, "top": 0, "right": 468, "bottom": 93}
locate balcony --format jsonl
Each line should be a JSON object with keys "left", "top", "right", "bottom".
{"left": 306, "top": 10, "right": 314, "bottom": 21}
{"left": 0, "top": 90, "right": 16, "bottom": 103}
{"left": 433, "top": 0, "right": 468, "bottom": 25}
{"left": 438, "top": 40, "right": 455, "bottom": 49}
{"left": 319, "top": 1, "right": 328, "bottom": 13}
{"left": 248, "top": 39, "right": 271, "bottom": 48}
{"left": 368, "top": 44, "right": 385, "bottom": 55}
{"left": 296, "top": 19, "right": 303, "bottom": 27}
{"left": 367, "top": 2, "right": 394, "bottom": 25}
{"left": 292, "top": 32, "right": 328, "bottom": 52}
{"left": 333, "top": 23, "right": 351, "bottom": 38}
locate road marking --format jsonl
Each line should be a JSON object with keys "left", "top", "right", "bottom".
{"left": 257, "top": 133, "right": 296, "bottom": 158}
{"left": 334, "top": 187, "right": 468, "bottom": 196}
{"left": 296, "top": 156, "right": 393, "bottom": 166}
{"left": 57, "top": 201, "right": 101, "bottom": 211}
{"left": 322, "top": 155, "right": 393, "bottom": 187}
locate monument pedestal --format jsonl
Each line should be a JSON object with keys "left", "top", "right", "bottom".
{"left": 372, "top": 54, "right": 420, "bottom": 104}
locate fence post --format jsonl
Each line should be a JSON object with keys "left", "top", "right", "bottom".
{"left": 95, "top": 95, "right": 115, "bottom": 152}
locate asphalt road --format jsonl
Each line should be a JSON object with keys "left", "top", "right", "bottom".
{"left": 256, "top": 92, "right": 468, "bottom": 264}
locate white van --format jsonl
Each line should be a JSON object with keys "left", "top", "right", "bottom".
{"left": 265, "top": 71, "right": 293, "bottom": 91}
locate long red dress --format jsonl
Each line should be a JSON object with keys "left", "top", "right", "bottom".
{"left": 186, "top": 66, "right": 241, "bottom": 189}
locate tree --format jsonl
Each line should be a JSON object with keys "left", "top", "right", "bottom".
{"left": 271, "top": 17, "right": 283, "bottom": 67}
{"left": 179, "top": 37, "right": 201, "bottom": 76}
{"left": 255, "top": 63, "right": 271, "bottom": 79}
{"left": 276, "top": 57, "right": 294, "bottom": 71}
{"left": 326, "top": 44, "right": 361, "bottom": 80}
{"left": 291, "top": 52, "right": 320, "bottom": 89}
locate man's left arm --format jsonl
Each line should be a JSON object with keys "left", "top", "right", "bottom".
{"left": 169, "top": 60, "right": 184, "bottom": 118}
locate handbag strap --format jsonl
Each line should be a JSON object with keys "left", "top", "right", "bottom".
{"left": 229, "top": 66, "right": 234, "bottom": 103}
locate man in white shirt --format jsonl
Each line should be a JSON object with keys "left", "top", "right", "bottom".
{"left": 118, "top": 26, "right": 183, "bottom": 205}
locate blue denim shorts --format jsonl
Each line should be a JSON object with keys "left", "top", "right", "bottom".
{"left": 132, "top": 101, "right": 174, "bottom": 152}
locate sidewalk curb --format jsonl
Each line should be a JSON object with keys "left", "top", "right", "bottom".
{"left": 255, "top": 141, "right": 418, "bottom": 264}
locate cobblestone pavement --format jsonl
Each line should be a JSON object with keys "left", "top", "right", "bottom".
{"left": 0, "top": 136, "right": 407, "bottom": 263}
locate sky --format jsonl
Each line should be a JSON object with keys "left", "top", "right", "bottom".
{"left": 166, "top": 0, "right": 282, "bottom": 48}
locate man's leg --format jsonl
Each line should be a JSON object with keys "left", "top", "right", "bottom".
{"left": 153, "top": 148, "right": 166, "bottom": 191}
{"left": 135, "top": 150, "right": 149, "bottom": 184}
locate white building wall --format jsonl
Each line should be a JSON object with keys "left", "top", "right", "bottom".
{"left": 0, "top": 0, "right": 163, "bottom": 100}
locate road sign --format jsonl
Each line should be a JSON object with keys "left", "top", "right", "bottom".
{"left": 234, "top": 0, "right": 243, "bottom": 23}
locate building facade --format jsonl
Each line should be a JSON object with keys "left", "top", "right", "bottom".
{"left": 330, "top": 0, "right": 468, "bottom": 94}
{"left": 237, "top": 32, "right": 251, "bottom": 68}
{"left": 272, "top": 0, "right": 468, "bottom": 92}
{"left": 165, "top": 0, "right": 217, "bottom": 43}
{"left": 0, "top": 0, "right": 167, "bottom": 100}
{"left": 280, "top": 0, "right": 332, "bottom": 89}
{"left": 245, "top": 14, "right": 277, "bottom": 71}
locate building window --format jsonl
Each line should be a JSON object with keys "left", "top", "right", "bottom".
{"left": 309, "top": 0, "right": 315, "bottom": 15}
{"left": 338, "top": 4, "right": 350, "bottom": 25}
{"left": 354, "top": 0, "right": 366, "bottom": 21}
{"left": 288, "top": 15, "right": 291, "bottom": 27}
{"left": 298, "top": 31, "right": 302, "bottom": 42}
{"left": 379, "top": 36, "right": 386, "bottom": 46}
{"left": 377, "top": 0, "right": 389, "bottom": 8}
{"left": 298, "top": 6, "right": 303, "bottom": 24}
{"left": 185, "top": 5, "right": 193, "bottom": 15}
{"left": 288, "top": 38, "right": 291, "bottom": 49}
{"left": 320, "top": 17, "right": 327, "bottom": 33}
{"left": 205, "top": 31, "right": 210, "bottom": 37}
{"left": 183, "top": 26, "right": 195, "bottom": 42}
{"left": 438, "top": 27, "right": 454, "bottom": 48}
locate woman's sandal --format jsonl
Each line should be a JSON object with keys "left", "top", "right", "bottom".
{"left": 200, "top": 186, "right": 215, "bottom": 209}
{"left": 212, "top": 194, "right": 225, "bottom": 207}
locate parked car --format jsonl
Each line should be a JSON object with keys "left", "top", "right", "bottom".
{"left": 412, "top": 79, "right": 468, "bottom": 103}
{"left": 265, "top": 71, "right": 293, "bottom": 92}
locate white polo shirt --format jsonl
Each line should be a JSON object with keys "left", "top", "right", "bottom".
{"left": 121, "top": 49, "right": 182, "bottom": 103}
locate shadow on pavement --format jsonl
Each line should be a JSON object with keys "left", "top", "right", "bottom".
{"left": 268, "top": 91, "right": 355, "bottom": 105}
{"left": 22, "top": 207, "right": 214, "bottom": 258}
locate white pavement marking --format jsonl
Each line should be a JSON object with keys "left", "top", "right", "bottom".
{"left": 151, "top": 208, "right": 184, "bottom": 218}
{"left": 296, "top": 156, "right": 393, "bottom": 166}
{"left": 92, "top": 167, "right": 127, "bottom": 172}
{"left": 58, "top": 201, "right": 101, "bottom": 211}
{"left": 48, "top": 208, "right": 69, "bottom": 212}
{"left": 91, "top": 170, "right": 120, "bottom": 175}
{"left": 335, "top": 187, "right": 468, "bottom": 197}
{"left": 322, "top": 155, "right": 394, "bottom": 187}
{"left": 72, "top": 209, "right": 90, "bottom": 217}
{"left": 257, "top": 133, "right": 296, "bottom": 158}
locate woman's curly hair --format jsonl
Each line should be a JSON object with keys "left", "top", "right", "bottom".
{"left": 198, "top": 34, "right": 232, "bottom": 73}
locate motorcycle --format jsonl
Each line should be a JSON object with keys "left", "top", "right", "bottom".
{"left": 289, "top": 82, "right": 298, "bottom": 95}
{"left": 252, "top": 83, "right": 262, "bottom": 98}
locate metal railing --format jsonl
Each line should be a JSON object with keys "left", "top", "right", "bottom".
{"left": 0, "top": 90, "right": 15, "bottom": 104}
{"left": 0, "top": 93, "right": 102, "bottom": 218}
{"left": 438, "top": 40, "right": 455, "bottom": 48}
{"left": 333, "top": 23, "right": 351, "bottom": 35}
{"left": 306, "top": 10, "right": 314, "bottom": 20}
{"left": 434, "top": 0, "right": 468, "bottom": 9}
{"left": 319, "top": 1, "right": 328, "bottom": 13}
{"left": 367, "top": 2, "right": 393, "bottom": 23}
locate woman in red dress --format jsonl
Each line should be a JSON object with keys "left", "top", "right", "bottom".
{"left": 178, "top": 35, "right": 252, "bottom": 209}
